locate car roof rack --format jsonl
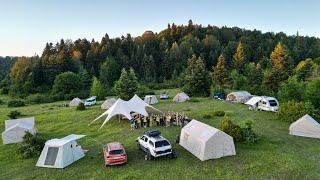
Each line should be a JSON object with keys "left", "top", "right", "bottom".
{"left": 144, "top": 130, "right": 161, "bottom": 137}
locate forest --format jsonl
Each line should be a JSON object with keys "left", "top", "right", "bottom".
{"left": 0, "top": 20, "right": 319, "bottom": 106}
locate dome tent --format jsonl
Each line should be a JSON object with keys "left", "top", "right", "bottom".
{"left": 69, "top": 98, "right": 83, "bottom": 107}
{"left": 101, "top": 98, "right": 117, "bottom": 110}
{"left": 179, "top": 120, "right": 236, "bottom": 161}
{"left": 173, "top": 92, "right": 190, "bottom": 103}
{"left": 289, "top": 114, "right": 320, "bottom": 139}
{"left": 144, "top": 95, "right": 158, "bottom": 105}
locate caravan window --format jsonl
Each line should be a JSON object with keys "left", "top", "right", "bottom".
{"left": 44, "top": 147, "right": 59, "bottom": 166}
{"left": 269, "top": 100, "right": 278, "bottom": 106}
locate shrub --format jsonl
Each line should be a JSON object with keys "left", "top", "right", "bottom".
{"left": 240, "top": 121, "right": 259, "bottom": 144}
{"left": 17, "top": 132, "right": 46, "bottom": 159}
{"left": 220, "top": 115, "right": 244, "bottom": 142}
{"left": 76, "top": 102, "right": 86, "bottom": 111}
{"left": 0, "top": 99, "right": 3, "bottom": 104}
{"left": 26, "top": 93, "right": 52, "bottom": 104}
{"left": 8, "top": 110, "right": 22, "bottom": 119}
{"left": 202, "top": 114, "right": 212, "bottom": 119}
{"left": 220, "top": 116, "right": 258, "bottom": 144}
{"left": 213, "top": 110, "right": 225, "bottom": 116}
{"left": 8, "top": 99, "right": 25, "bottom": 107}
{"left": 189, "top": 98, "right": 200, "bottom": 102}
{"left": 277, "top": 100, "right": 315, "bottom": 123}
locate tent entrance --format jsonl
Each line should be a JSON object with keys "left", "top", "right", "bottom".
{"left": 44, "top": 147, "right": 59, "bottom": 166}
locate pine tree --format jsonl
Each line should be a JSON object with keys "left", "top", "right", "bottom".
{"left": 90, "top": 76, "right": 105, "bottom": 100}
{"left": 233, "top": 42, "right": 245, "bottom": 73}
{"left": 212, "top": 54, "right": 228, "bottom": 90}
{"left": 271, "top": 42, "right": 289, "bottom": 71}
{"left": 114, "top": 68, "right": 138, "bottom": 100}
{"left": 183, "top": 55, "right": 212, "bottom": 97}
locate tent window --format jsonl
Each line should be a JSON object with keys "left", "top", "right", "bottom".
{"left": 44, "top": 147, "right": 59, "bottom": 166}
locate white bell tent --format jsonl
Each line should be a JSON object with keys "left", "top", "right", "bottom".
{"left": 91, "top": 94, "right": 161, "bottom": 128}
{"left": 289, "top": 114, "right": 320, "bottom": 139}
{"left": 36, "top": 134, "right": 86, "bottom": 168}
{"left": 179, "top": 120, "right": 236, "bottom": 161}
{"left": 69, "top": 98, "right": 83, "bottom": 107}
{"left": 2, "top": 117, "right": 36, "bottom": 144}
{"left": 144, "top": 95, "right": 158, "bottom": 105}
{"left": 173, "top": 92, "right": 190, "bottom": 103}
{"left": 101, "top": 98, "right": 117, "bottom": 110}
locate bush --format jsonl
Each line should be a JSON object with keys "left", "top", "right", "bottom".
{"left": 8, "top": 110, "right": 22, "bottom": 119}
{"left": 189, "top": 98, "right": 200, "bottom": 102}
{"left": 8, "top": 99, "right": 25, "bottom": 107}
{"left": 220, "top": 116, "right": 258, "bottom": 144}
{"left": 213, "top": 110, "right": 225, "bottom": 116}
{"left": 26, "top": 93, "right": 53, "bottom": 104}
{"left": 0, "top": 99, "right": 3, "bottom": 104}
{"left": 202, "top": 114, "right": 212, "bottom": 119}
{"left": 240, "top": 121, "right": 259, "bottom": 144}
{"left": 220, "top": 115, "right": 244, "bottom": 142}
{"left": 17, "top": 132, "right": 46, "bottom": 159}
{"left": 76, "top": 102, "right": 86, "bottom": 111}
{"left": 277, "top": 100, "right": 315, "bottom": 123}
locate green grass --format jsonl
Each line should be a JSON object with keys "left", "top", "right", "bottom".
{"left": 0, "top": 90, "right": 319, "bottom": 179}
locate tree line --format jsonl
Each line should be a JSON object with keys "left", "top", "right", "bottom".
{"left": 1, "top": 20, "right": 319, "bottom": 105}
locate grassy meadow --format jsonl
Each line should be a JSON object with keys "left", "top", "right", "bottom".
{"left": 0, "top": 89, "right": 319, "bottom": 179}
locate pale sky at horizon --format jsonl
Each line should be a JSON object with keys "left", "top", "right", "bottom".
{"left": 0, "top": 0, "right": 319, "bottom": 57}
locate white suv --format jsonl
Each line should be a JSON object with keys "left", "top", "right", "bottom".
{"left": 137, "top": 130, "right": 177, "bottom": 160}
{"left": 84, "top": 96, "right": 96, "bottom": 106}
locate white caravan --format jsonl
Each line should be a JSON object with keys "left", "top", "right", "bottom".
{"left": 245, "top": 96, "right": 279, "bottom": 112}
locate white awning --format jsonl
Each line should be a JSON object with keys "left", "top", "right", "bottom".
{"left": 245, "top": 96, "right": 262, "bottom": 106}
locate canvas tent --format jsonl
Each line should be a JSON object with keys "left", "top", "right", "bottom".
{"left": 69, "top": 98, "right": 83, "bottom": 107}
{"left": 173, "top": 92, "right": 190, "bottom": 103}
{"left": 91, "top": 94, "right": 162, "bottom": 128}
{"left": 289, "top": 114, "right": 320, "bottom": 139}
{"left": 226, "top": 91, "right": 252, "bottom": 104}
{"left": 144, "top": 95, "right": 158, "bottom": 105}
{"left": 36, "top": 134, "right": 86, "bottom": 168}
{"left": 101, "top": 98, "right": 117, "bottom": 110}
{"left": 2, "top": 117, "right": 36, "bottom": 144}
{"left": 179, "top": 120, "right": 236, "bottom": 161}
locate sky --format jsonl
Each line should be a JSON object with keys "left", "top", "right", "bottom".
{"left": 0, "top": 0, "right": 319, "bottom": 56}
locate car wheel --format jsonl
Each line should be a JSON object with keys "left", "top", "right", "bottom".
{"left": 171, "top": 151, "right": 177, "bottom": 159}
{"left": 146, "top": 152, "right": 153, "bottom": 160}
{"left": 137, "top": 142, "right": 142, "bottom": 150}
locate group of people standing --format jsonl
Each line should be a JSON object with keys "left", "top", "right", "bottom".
{"left": 130, "top": 112, "right": 189, "bottom": 130}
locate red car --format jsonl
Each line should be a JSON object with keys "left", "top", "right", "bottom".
{"left": 103, "top": 142, "right": 127, "bottom": 166}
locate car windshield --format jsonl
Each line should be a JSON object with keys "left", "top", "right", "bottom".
{"left": 269, "top": 100, "right": 277, "bottom": 106}
{"left": 155, "top": 140, "right": 170, "bottom": 148}
{"left": 109, "top": 149, "right": 124, "bottom": 155}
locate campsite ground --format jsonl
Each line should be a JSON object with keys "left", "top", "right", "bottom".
{"left": 0, "top": 89, "right": 319, "bottom": 179}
